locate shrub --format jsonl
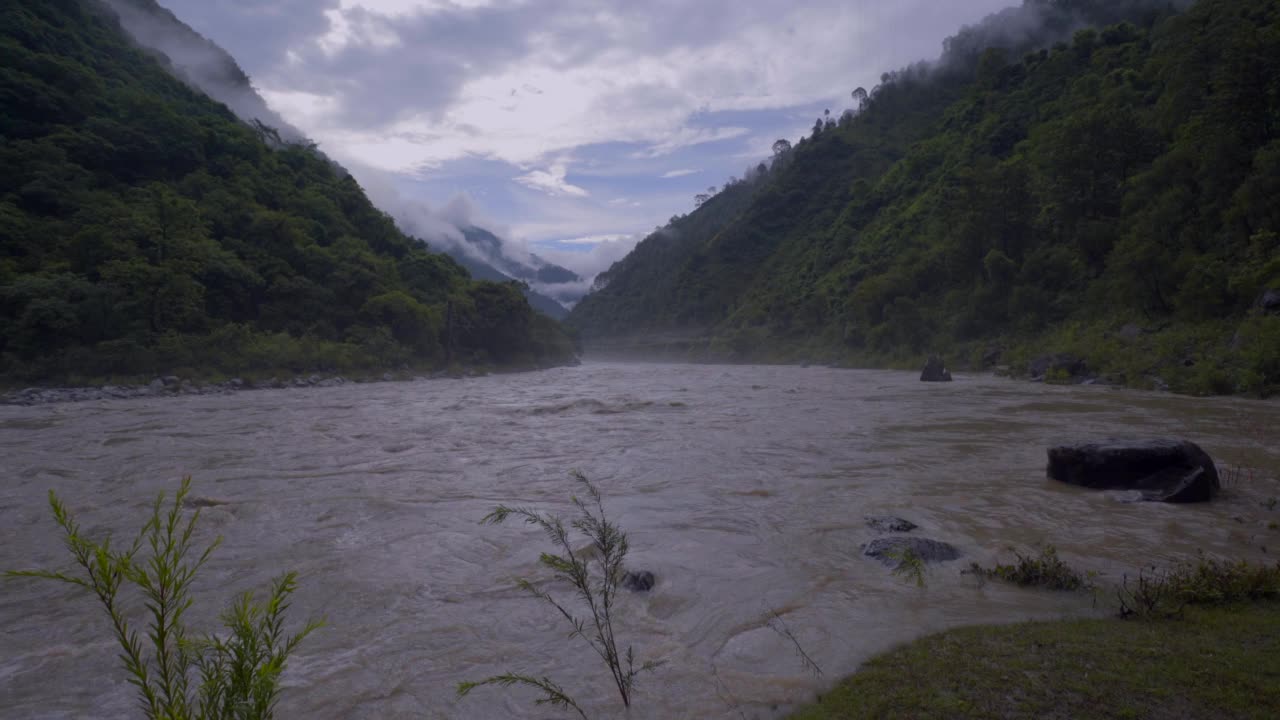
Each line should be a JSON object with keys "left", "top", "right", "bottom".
{"left": 967, "top": 545, "right": 1092, "bottom": 591}
{"left": 4, "top": 478, "right": 321, "bottom": 720}
{"left": 458, "top": 471, "right": 662, "bottom": 716}
{"left": 1117, "top": 554, "right": 1280, "bottom": 619}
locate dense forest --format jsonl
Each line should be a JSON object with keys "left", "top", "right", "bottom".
{"left": 0, "top": 0, "right": 575, "bottom": 386}
{"left": 568, "top": 0, "right": 1280, "bottom": 396}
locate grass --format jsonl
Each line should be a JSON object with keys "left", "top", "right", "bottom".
{"left": 788, "top": 602, "right": 1280, "bottom": 720}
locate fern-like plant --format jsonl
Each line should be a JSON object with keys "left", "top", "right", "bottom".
{"left": 4, "top": 477, "right": 322, "bottom": 720}
{"left": 458, "top": 470, "right": 662, "bottom": 716}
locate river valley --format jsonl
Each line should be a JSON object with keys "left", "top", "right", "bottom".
{"left": 2, "top": 362, "right": 1278, "bottom": 719}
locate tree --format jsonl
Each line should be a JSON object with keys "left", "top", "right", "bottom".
{"left": 772, "top": 139, "right": 792, "bottom": 156}
{"left": 852, "top": 86, "right": 869, "bottom": 110}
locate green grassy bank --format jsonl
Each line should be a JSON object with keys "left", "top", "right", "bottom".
{"left": 789, "top": 602, "right": 1280, "bottom": 720}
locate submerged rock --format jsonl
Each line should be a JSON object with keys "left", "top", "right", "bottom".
{"left": 920, "top": 355, "right": 953, "bottom": 382}
{"left": 182, "top": 496, "right": 233, "bottom": 509}
{"left": 621, "top": 570, "right": 656, "bottom": 592}
{"left": 865, "top": 516, "right": 918, "bottom": 533}
{"left": 863, "top": 537, "right": 960, "bottom": 567}
{"left": 1047, "top": 439, "right": 1220, "bottom": 503}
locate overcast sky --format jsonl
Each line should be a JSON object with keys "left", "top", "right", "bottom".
{"left": 159, "top": 0, "right": 1013, "bottom": 274}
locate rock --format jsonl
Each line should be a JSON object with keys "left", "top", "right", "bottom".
{"left": 982, "top": 347, "right": 1002, "bottom": 368}
{"left": 865, "top": 516, "right": 918, "bottom": 533}
{"left": 162, "top": 376, "right": 180, "bottom": 387}
{"left": 1029, "top": 353, "right": 1087, "bottom": 381}
{"left": 920, "top": 355, "right": 953, "bottom": 382}
{"left": 182, "top": 496, "right": 233, "bottom": 509}
{"left": 1259, "top": 288, "right": 1280, "bottom": 313}
{"left": 1046, "top": 439, "right": 1220, "bottom": 503}
{"left": 227, "top": 378, "right": 244, "bottom": 388}
{"left": 621, "top": 570, "right": 656, "bottom": 592}
{"left": 863, "top": 537, "right": 960, "bottom": 567}
{"left": 148, "top": 378, "right": 165, "bottom": 393}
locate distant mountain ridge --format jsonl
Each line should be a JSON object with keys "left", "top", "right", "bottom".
{"left": 452, "top": 227, "right": 580, "bottom": 318}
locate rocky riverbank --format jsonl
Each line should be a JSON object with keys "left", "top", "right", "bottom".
{"left": 0, "top": 371, "right": 461, "bottom": 406}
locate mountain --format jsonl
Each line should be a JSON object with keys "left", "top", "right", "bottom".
{"left": 567, "top": 0, "right": 1280, "bottom": 396}
{"left": 444, "top": 228, "right": 573, "bottom": 320}
{"left": 460, "top": 227, "right": 581, "bottom": 287}
{"left": 96, "top": 0, "right": 305, "bottom": 143}
{"left": 451, "top": 226, "right": 581, "bottom": 320}
{"left": 0, "top": 0, "right": 576, "bottom": 383}
{"left": 98, "top": 0, "right": 579, "bottom": 323}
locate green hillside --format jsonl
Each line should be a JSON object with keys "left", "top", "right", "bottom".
{"left": 568, "top": 0, "right": 1280, "bottom": 396}
{"left": 0, "top": 0, "right": 575, "bottom": 385}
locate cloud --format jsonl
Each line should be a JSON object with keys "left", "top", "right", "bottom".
{"left": 165, "top": 0, "right": 1013, "bottom": 168}
{"left": 530, "top": 234, "right": 644, "bottom": 301}
{"left": 660, "top": 168, "right": 699, "bottom": 179}
{"left": 631, "top": 127, "right": 749, "bottom": 158}
{"left": 514, "top": 161, "right": 589, "bottom": 197}
{"left": 554, "top": 234, "right": 631, "bottom": 246}
{"left": 158, "top": 0, "right": 1017, "bottom": 256}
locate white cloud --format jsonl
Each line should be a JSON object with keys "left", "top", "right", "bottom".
{"left": 531, "top": 234, "right": 643, "bottom": 289}
{"left": 554, "top": 234, "right": 630, "bottom": 246}
{"left": 163, "top": 0, "right": 1015, "bottom": 251}
{"left": 514, "top": 161, "right": 589, "bottom": 197}
{"left": 241, "top": 1, "right": 1011, "bottom": 171}
{"left": 632, "top": 127, "right": 749, "bottom": 158}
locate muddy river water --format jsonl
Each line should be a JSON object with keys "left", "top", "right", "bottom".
{"left": 2, "top": 362, "right": 1278, "bottom": 719}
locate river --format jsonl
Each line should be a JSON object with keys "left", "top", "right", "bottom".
{"left": 2, "top": 363, "right": 1278, "bottom": 719}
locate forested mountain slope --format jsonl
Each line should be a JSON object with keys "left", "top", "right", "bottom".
{"left": 568, "top": 0, "right": 1280, "bottom": 396}
{"left": 0, "top": 0, "right": 575, "bottom": 384}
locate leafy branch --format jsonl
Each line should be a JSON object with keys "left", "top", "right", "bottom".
{"left": 459, "top": 470, "right": 662, "bottom": 716}
{"left": 5, "top": 477, "right": 321, "bottom": 720}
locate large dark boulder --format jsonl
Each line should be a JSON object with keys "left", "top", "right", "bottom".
{"left": 920, "top": 355, "right": 953, "bottom": 382}
{"left": 1260, "top": 288, "right": 1280, "bottom": 314}
{"left": 863, "top": 537, "right": 961, "bottom": 567}
{"left": 1047, "top": 439, "right": 1220, "bottom": 503}
{"left": 1029, "top": 353, "right": 1087, "bottom": 381}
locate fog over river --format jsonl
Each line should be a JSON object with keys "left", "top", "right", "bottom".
{"left": 2, "top": 363, "right": 1278, "bottom": 719}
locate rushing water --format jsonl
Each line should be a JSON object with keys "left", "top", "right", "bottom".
{"left": 2, "top": 363, "right": 1278, "bottom": 719}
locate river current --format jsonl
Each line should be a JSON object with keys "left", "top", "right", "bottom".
{"left": 2, "top": 362, "right": 1278, "bottom": 719}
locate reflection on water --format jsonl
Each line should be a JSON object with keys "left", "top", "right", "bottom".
{"left": 1, "top": 363, "right": 1278, "bottom": 718}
